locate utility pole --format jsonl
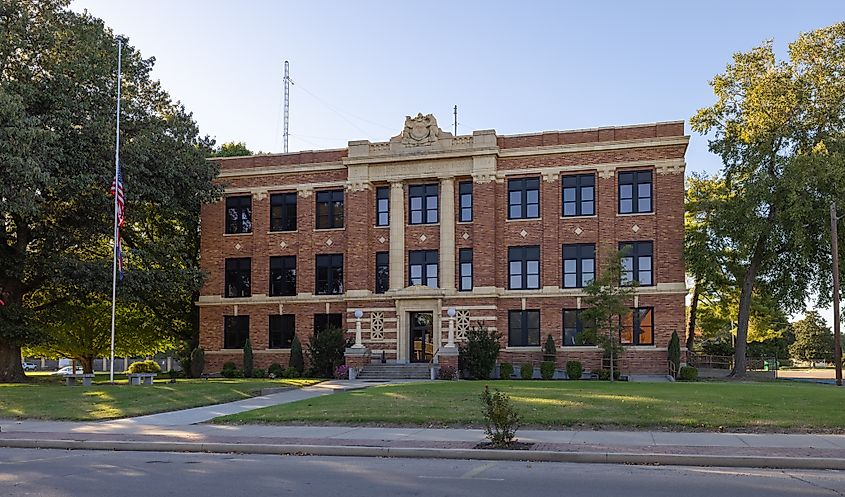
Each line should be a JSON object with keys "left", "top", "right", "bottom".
{"left": 453, "top": 105, "right": 458, "bottom": 135}
{"left": 283, "top": 60, "right": 292, "bottom": 153}
{"left": 831, "top": 202, "right": 843, "bottom": 386}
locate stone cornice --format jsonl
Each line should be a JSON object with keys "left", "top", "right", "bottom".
{"left": 497, "top": 135, "right": 690, "bottom": 158}
{"left": 218, "top": 161, "right": 346, "bottom": 179}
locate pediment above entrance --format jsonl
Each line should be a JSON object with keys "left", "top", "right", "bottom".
{"left": 391, "top": 284, "right": 446, "bottom": 299}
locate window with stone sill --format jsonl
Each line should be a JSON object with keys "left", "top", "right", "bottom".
{"left": 508, "top": 309, "right": 540, "bottom": 347}
{"left": 269, "top": 314, "right": 295, "bottom": 349}
{"left": 620, "top": 307, "right": 654, "bottom": 345}
{"left": 225, "top": 195, "right": 252, "bottom": 234}
{"left": 223, "top": 315, "right": 249, "bottom": 349}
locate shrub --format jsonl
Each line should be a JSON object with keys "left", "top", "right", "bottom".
{"left": 668, "top": 331, "right": 680, "bottom": 378}
{"left": 144, "top": 360, "right": 161, "bottom": 373}
{"left": 540, "top": 361, "right": 555, "bottom": 380}
{"left": 480, "top": 386, "right": 520, "bottom": 447}
{"left": 438, "top": 366, "right": 457, "bottom": 380}
{"left": 334, "top": 364, "right": 349, "bottom": 380}
{"left": 597, "top": 368, "right": 621, "bottom": 381}
{"left": 542, "top": 335, "right": 556, "bottom": 362}
{"left": 519, "top": 362, "right": 533, "bottom": 380}
{"left": 221, "top": 361, "right": 237, "bottom": 378}
{"left": 243, "top": 338, "right": 254, "bottom": 378}
{"left": 565, "top": 360, "right": 583, "bottom": 380}
{"left": 458, "top": 324, "right": 501, "bottom": 379}
{"left": 678, "top": 366, "right": 698, "bottom": 381}
{"left": 253, "top": 368, "right": 267, "bottom": 378}
{"left": 308, "top": 326, "right": 347, "bottom": 378}
{"left": 499, "top": 362, "right": 514, "bottom": 379}
{"left": 268, "top": 363, "right": 284, "bottom": 378}
{"left": 190, "top": 347, "right": 205, "bottom": 377}
{"left": 283, "top": 366, "right": 300, "bottom": 378}
{"left": 127, "top": 360, "right": 162, "bottom": 374}
{"left": 289, "top": 335, "right": 305, "bottom": 375}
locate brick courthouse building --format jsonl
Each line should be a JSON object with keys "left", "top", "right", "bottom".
{"left": 197, "top": 114, "right": 688, "bottom": 375}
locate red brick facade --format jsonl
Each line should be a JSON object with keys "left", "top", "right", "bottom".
{"left": 198, "top": 119, "right": 688, "bottom": 375}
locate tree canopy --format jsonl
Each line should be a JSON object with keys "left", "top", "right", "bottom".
{"left": 789, "top": 311, "right": 835, "bottom": 363}
{"left": 211, "top": 141, "right": 253, "bottom": 157}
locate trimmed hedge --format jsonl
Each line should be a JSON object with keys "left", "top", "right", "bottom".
{"left": 540, "top": 361, "right": 555, "bottom": 380}
{"left": 499, "top": 362, "right": 514, "bottom": 379}
{"left": 565, "top": 360, "right": 583, "bottom": 380}
{"left": 126, "top": 360, "right": 161, "bottom": 374}
{"left": 678, "top": 366, "right": 698, "bottom": 381}
{"left": 519, "top": 363, "right": 533, "bottom": 380}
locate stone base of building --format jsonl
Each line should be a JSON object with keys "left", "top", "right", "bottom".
{"left": 344, "top": 347, "right": 371, "bottom": 380}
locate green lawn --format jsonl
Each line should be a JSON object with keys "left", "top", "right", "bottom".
{"left": 215, "top": 380, "right": 845, "bottom": 432}
{"left": 0, "top": 377, "right": 320, "bottom": 421}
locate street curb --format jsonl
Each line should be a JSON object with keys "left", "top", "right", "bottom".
{"left": 1, "top": 438, "right": 844, "bottom": 470}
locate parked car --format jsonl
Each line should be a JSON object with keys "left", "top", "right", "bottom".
{"left": 51, "top": 366, "right": 84, "bottom": 375}
{"left": 21, "top": 362, "right": 37, "bottom": 371}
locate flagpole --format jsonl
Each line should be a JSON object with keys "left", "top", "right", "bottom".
{"left": 109, "top": 37, "right": 123, "bottom": 384}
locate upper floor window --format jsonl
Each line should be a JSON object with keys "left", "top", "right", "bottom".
{"left": 620, "top": 241, "right": 653, "bottom": 286}
{"left": 270, "top": 192, "right": 297, "bottom": 232}
{"left": 508, "top": 177, "right": 540, "bottom": 219}
{"left": 409, "top": 184, "right": 438, "bottom": 224}
{"left": 459, "top": 248, "right": 473, "bottom": 291}
{"left": 316, "top": 190, "right": 344, "bottom": 229}
{"left": 376, "top": 186, "right": 389, "bottom": 226}
{"left": 375, "top": 251, "right": 389, "bottom": 294}
{"left": 459, "top": 181, "right": 473, "bottom": 222}
{"left": 563, "top": 309, "right": 594, "bottom": 346}
{"left": 618, "top": 170, "right": 652, "bottom": 214}
{"left": 225, "top": 195, "right": 252, "bottom": 234}
{"left": 621, "top": 307, "right": 654, "bottom": 345}
{"left": 269, "top": 314, "right": 295, "bottom": 349}
{"left": 562, "top": 174, "right": 595, "bottom": 217}
{"left": 314, "top": 313, "right": 343, "bottom": 334}
{"left": 269, "top": 256, "right": 296, "bottom": 296}
{"left": 315, "top": 253, "right": 343, "bottom": 294}
{"left": 409, "top": 250, "right": 438, "bottom": 287}
{"left": 224, "top": 315, "right": 249, "bottom": 349}
{"left": 224, "top": 257, "right": 251, "bottom": 298}
{"left": 562, "top": 244, "right": 595, "bottom": 288}
{"left": 508, "top": 309, "right": 540, "bottom": 347}
{"left": 508, "top": 245, "right": 540, "bottom": 290}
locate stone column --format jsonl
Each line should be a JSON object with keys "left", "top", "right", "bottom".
{"left": 439, "top": 177, "right": 456, "bottom": 291}
{"left": 388, "top": 181, "right": 405, "bottom": 290}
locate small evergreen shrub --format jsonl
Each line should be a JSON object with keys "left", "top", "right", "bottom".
{"left": 253, "top": 368, "right": 266, "bottom": 378}
{"left": 438, "top": 366, "right": 457, "bottom": 380}
{"left": 597, "top": 369, "right": 622, "bottom": 381}
{"left": 289, "top": 335, "right": 305, "bottom": 375}
{"left": 543, "top": 335, "right": 556, "bottom": 362}
{"left": 565, "top": 360, "right": 583, "bottom": 380}
{"left": 480, "top": 386, "right": 520, "bottom": 447}
{"left": 668, "top": 331, "right": 681, "bottom": 378}
{"left": 190, "top": 347, "right": 205, "bottom": 377}
{"left": 498, "top": 362, "right": 514, "bottom": 379}
{"left": 519, "top": 362, "right": 533, "bottom": 380}
{"left": 283, "top": 366, "right": 300, "bottom": 378}
{"left": 221, "top": 361, "right": 237, "bottom": 378}
{"left": 458, "top": 324, "right": 501, "bottom": 379}
{"left": 678, "top": 366, "right": 698, "bottom": 381}
{"left": 268, "top": 363, "right": 284, "bottom": 378}
{"left": 540, "top": 361, "right": 555, "bottom": 380}
{"left": 243, "top": 338, "right": 254, "bottom": 378}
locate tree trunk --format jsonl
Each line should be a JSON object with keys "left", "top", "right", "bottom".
{"left": 732, "top": 239, "right": 766, "bottom": 378}
{"left": 79, "top": 355, "right": 94, "bottom": 374}
{"left": 687, "top": 284, "right": 700, "bottom": 352}
{"left": 0, "top": 340, "right": 26, "bottom": 383}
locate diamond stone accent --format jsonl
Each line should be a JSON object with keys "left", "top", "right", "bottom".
{"left": 234, "top": 243, "right": 242, "bottom": 251}
{"left": 632, "top": 224, "right": 640, "bottom": 233}
{"left": 462, "top": 232, "right": 470, "bottom": 240}
{"left": 574, "top": 227, "right": 583, "bottom": 236}
{"left": 378, "top": 236, "right": 386, "bottom": 244}
{"left": 419, "top": 234, "right": 427, "bottom": 242}
{"left": 279, "top": 241, "right": 288, "bottom": 249}
{"left": 519, "top": 229, "right": 528, "bottom": 238}
{"left": 325, "top": 238, "right": 333, "bottom": 246}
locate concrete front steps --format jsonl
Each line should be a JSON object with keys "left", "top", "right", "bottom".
{"left": 356, "top": 363, "right": 431, "bottom": 380}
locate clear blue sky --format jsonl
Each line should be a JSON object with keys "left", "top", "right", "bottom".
{"left": 71, "top": 0, "right": 842, "bottom": 177}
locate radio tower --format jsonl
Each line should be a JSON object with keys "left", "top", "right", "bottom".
{"left": 283, "top": 60, "right": 292, "bottom": 153}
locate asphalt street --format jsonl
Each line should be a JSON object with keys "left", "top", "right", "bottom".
{"left": 2, "top": 448, "right": 845, "bottom": 497}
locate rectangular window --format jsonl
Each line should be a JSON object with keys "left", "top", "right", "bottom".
{"left": 459, "top": 248, "right": 473, "bottom": 291}
{"left": 508, "top": 246, "right": 540, "bottom": 290}
{"left": 314, "top": 313, "right": 343, "bottom": 334}
{"left": 225, "top": 195, "right": 252, "bottom": 234}
{"left": 376, "top": 186, "right": 390, "bottom": 227}
{"left": 508, "top": 310, "right": 540, "bottom": 347}
{"left": 269, "top": 314, "right": 295, "bottom": 349}
{"left": 620, "top": 307, "right": 654, "bottom": 345}
{"left": 269, "top": 256, "right": 296, "bottom": 296}
{"left": 269, "top": 192, "right": 297, "bottom": 231}
{"left": 620, "top": 241, "right": 653, "bottom": 286}
{"left": 507, "top": 177, "right": 540, "bottom": 219}
{"left": 223, "top": 315, "right": 249, "bottom": 349}
{"left": 315, "top": 254, "right": 343, "bottom": 295}
{"left": 409, "top": 183, "right": 439, "bottom": 224}
{"left": 316, "top": 190, "right": 344, "bottom": 229}
{"left": 562, "top": 174, "right": 595, "bottom": 217}
{"left": 459, "top": 181, "right": 473, "bottom": 222}
{"left": 375, "top": 251, "right": 389, "bottom": 294}
{"left": 409, "top": 250, "right": 439, "bottom": 287}
{"left": 562, "top": 244, "right": 595, "bottom": 288}
{"left": 563, "top": 309, "right": 594, "bottom": 346}
{"left": 618, "top": 170, "right": 653, "bottom": 214}
{"left": 224, "top": 257, "right": 251, "bottom": 298}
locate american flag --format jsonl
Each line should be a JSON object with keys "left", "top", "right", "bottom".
{"left": 110, "top": 164, "right": 125, "bottom": 280}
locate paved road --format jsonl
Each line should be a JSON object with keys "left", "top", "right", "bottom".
{"left": 2, "top": 448, "right": 845, "bottom": 497}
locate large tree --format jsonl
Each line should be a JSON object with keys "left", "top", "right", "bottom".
{"left": 789, "top": 311, "right": 835, "bottom": 363}
{"left": 0, "top": 1, "right": 220, "bottom": 382}
{"left": 691, "top": 23, "right": 845, "bottom": 377}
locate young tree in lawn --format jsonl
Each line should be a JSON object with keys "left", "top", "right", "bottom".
{"left": 691, "top": 22, "right": 845, "bottom": 377}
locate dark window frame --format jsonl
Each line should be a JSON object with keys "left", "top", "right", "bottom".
{"left": 620, "top": 241, "right": 654, "bottom": 286}
{"left": 224, "top": 257, "right": 251, "bottom": 298}
{"left": 315, "top": 253, "right": 344, "bottom": 295}
{"left": 376, "top": 186, "right": 390, "bottom": 227}
{"left": 269, "top": 192, "right": 297, "bottom": 232}
{"left": 507, "top": 177, "right": 540, "bottom": 220}
{"left": 314, "top": 313, "right": 343, "bottom": 334}
{"left": 562, "top": 309, "right": 595, "bottom": 346}
{"left": 224, "top": 315, "right": 249, "bottom": 349}
{"left": 562, "top": 243, "right": 595, "bottom": 289}
{"left": 508, "top": 309, "right": 541, "bottom": 347}
{"left": 620, "top": 307, "right": 655, "bottom": 346}
{"left": 409, "top": 250, "right": 439, "bottom": 288}
{"left": 375, "top": 251, "right": 389, "bottom": 294}
{"left": 562, "top": 174, "right": 595, "bottom": 217}
{"left": 508, "top": 246, "right": 541, "bottom": 290}
{"left": 618, "top": 170, "right": 653, "bottom": 214}
{"left": 408, "top": 183, "right": 439, "bottom": 225}
{"left": 269, "top": 314, "right": 295, "bottom": 349}
{"left": 316, "top": 190, "right": 344, "bottom": 229}
{"left": 269, "top": 256, "right": 296, "bottom": 296}
{"left": 225, "top": 195, "right": 252, "bottom": 234}
{"left": 459, "top": 181, "right": 473, "bottom": 222}
{"left": 459, "top": 248, "right": 473, "bottom": 291}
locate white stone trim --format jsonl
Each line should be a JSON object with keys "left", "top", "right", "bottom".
{"left": 497, "top": 136, "right": 689, "bottom": 158}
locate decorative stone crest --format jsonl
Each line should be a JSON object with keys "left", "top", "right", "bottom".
{"left": 393, "top": 113, "right": 451, "bottom": 147}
